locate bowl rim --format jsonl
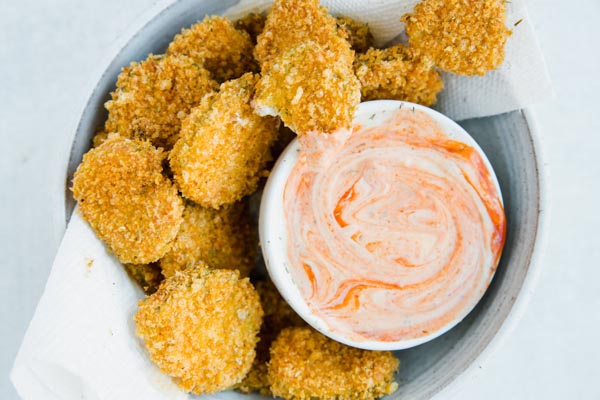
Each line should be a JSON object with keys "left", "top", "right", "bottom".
{"left": 432, "top": 107, "right": 549, "bottom": 398}
{"left": 58, "top": 0, "right": 549, "bottom": 397}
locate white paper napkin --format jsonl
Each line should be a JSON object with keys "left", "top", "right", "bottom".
{"left": 11, "top": 211, "right": 190, "bottom": 400}
{"left": 226, "top": 0, "right": 553, "bottom": 121}
{"left": 12, "top": 1, "right": 552, "bottom": 399}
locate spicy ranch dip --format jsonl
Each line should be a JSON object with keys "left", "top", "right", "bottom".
{"left": 280, "top": 101, "right": 506, "bottom": 344}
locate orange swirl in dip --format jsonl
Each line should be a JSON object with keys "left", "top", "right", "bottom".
{"left": 283, "top": 106, "right": 506, "bottom": 343}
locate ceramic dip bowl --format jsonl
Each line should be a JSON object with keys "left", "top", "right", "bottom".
{"left": 260, "top": 100, "right": 506, "bottom": 351}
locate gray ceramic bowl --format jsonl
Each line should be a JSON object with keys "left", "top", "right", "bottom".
{"left": 62, "top": 1, "right": 548, "bottom": 398}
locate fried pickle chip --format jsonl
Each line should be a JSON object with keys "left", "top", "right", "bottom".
{"left": 268, "top": 327, "right": 399, "bottom": 400}
{"left": 402, "top": 0, "right": 511, "bottom": 76}
{"left": 170, "top": 73, "right": 279, "bottom": 208}
{"left": 234, "top": 13, "right": 266, "bottom": 44}
{"left": 354, "top": 45, "right": 444, "bottom": 106}
{"left": 123, "top": 263, "right": 163, "bottom": 294}
{"left": 253, "top": 41, "right": 360, "bottom": 135}
{"left": 72, "top": 135, "right": 183, "bottom": 264}
{"left": 160, "top": 201, "right": 256, "bottom": 278}
{"left": 336, "top": 16, "right": 374, "bottom": 53}
{"left": 104, "top": 54, "right": 218, "bottom": 149}
{"left": 254, "top": 0, "right": 352, "bottom": 68}
{"left": 135, "top": 266, "right": 263, "bottom": 394}
{"left": 167, "top": 15, "right": 256, "bottom": 82}
{"left": 237, "top": 280, "right": 305, "bottom": 395}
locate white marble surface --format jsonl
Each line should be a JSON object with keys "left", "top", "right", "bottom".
{"left": 1, "top": 0, "right": 598, "bottom": 399}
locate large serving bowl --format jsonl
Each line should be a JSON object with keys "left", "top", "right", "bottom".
{"left": 62, "top": 0, "right": 547, "bottom": 398}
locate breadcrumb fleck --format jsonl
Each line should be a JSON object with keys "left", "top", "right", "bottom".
{"left": 354, "top": 45, "right": 444, "bottom": 106}
{"left": 402, "top": 0, "right": 511, "bottom": 76}
{"left": 268, "top": 327, "right": 399, "bottom": 400}
{"left": 123, "top": 263, "right": 163, "bottom": 294}
{"left": 135, "top": 266, "right": 263, "bottom": 394}
{"left": 160, "top": 201, "right": 256, "bottom": 278}
{"left": 167, "top": 15, "right": 256, "bottom": 82}
{"left": 72, "top": 135, "right": 183, "bottom": 264}
{"left": 236, "top": 280, "right": 305, "bottom": 395}
{"left": 170, "top": 73, "right": 279, "bottom": 208}
{"left": 92, "top": 130, "right": 109, "bottom": 147}
{"left": 336, "top": 16, "right": 373, "bottom": 53}
{"left": 253, "top": 41, "right": 360, "bottom": 135}
{"left": 104, "top": 54, "right": 218, "bottom": 149}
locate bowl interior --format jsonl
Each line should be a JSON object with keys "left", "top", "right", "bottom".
{"left": 65, "top": 1, "right": 541, "bottom": 399}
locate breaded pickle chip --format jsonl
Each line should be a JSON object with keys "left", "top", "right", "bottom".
{"left": 253, "top": 41, "right": 360, "bottom": 135}
{"left": 123, "top": 263, "right": 163, "bottom": 294}
{"left": 170, "top": 73, "right": 279, "bottom": 208}
{"left": 336, "top": 16, "right": 374, "bottom": 53}
{"left": 135, "top": 266, "right": 263, "bottom": 394}
{"left": 402, "top": 0, "right": 511, "bottom": 76}
{"left": 72, "top": 135, "right": 183, "bottom": 264}
{"left": 255, "top": 0, "right": 352, "bottom": 68}
{"left": 104, "top": 54, "right": 218, "bottom": 149}
{"left": 268, "top": 327, "right": 399, "bottom": 400}
{"left": 160, "top": 201, "right": 256, "bottom": 278}
{"left": 354, "top": 45, "right": 444, "bottom": 106}
{"left": 167, "top": 15, "right": 256, "bottom": 82}
{"left": 234, "top": 13, "right": 266, "bottom": 44}
{"left": 237, "top": 280, "right": 305, "bottom": 395}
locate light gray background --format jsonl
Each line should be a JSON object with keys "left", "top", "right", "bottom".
{"left": 1, "top": 0, "right": 598, "bottom": 399}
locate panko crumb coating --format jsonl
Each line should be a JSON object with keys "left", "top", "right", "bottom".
{"left": 104, "top": 54, "right": 218, "bottom": 150}
{"left": 135, "top": 266, "right": 263, "bottom": 395}
{"left": 170, "top": 73, "right": 279, "bottom": 208}
{"left": 123, "top": 263, "right": 163, "bottom": 294}
{"left": 253, "top": 41, "right": 360, "bottom": 135}
{"left": 91, "top": 129, "right": 109, "bottom": 148}
{"left": 354, "top": 45, "right": 444, "bottom": 106}
{"left": 268, "top": 327, "right": 399, "bottom": 400}
{"left": 160, "top": 201, "right": 256, "bottom": 278}
{"left": 336, "top": 16, "right": 373, "bottom": 53}
{"left": 234, "top": 13, "right": 266, "bottom": 44}
{"left": 402, "top": 0, "right": 511, "bottom": 76}
{"left": 254, "top": 0, "right": 353, "bottom": 68}
{"left": 237, "top": 280, "right": 305, "bottom": 395}
{"left": 72, "top": 134, "right": 183, "bottom": 264}
{"left": 167, "top": 15, "right": 256, "bottom": 82}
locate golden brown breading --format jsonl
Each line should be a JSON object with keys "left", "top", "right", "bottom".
{"left": 160, "top": 201, "right": 256, "bottom": 278}
{"left": 336, "top": 16, "right": 374, "bottom": 53}
{"left": 167, "top": 15, "right": 256, "bottom": 82}
{"left": 402, "top": 0, "right": 511, "bottom": 76}
{"left": 135, "top": 266, "right": 263, "bottom": 395}
{"left": 91, "top": 129, "right": 109, "bottom": 147}
{"left": 268, "top": 327, "right": 399, "bottom": 400}
{"left": 104, "top": 54, "right": 218, "bottom": 149}
{"left": 254, "top": 0, "right": 352, "bottom": 68}
{"left": 123, "top": 263, "right": 163, "bottom": 294}
{"left": 237, "top": 280, "right": 305, "bottom": 395}
{"left": 170, "top": 73, "right": 279, "bottom": 208}
{"left": 253, "top": 41, "right": 360, "bottom": 135}
{"left": 234, "top": 13, "right": 266, "bottom": 44}
{"left": 72, "top": 134, "right": 183, "bottom": 264}
{"left": 354, "top": 45, "right": 444, "bottom": 106}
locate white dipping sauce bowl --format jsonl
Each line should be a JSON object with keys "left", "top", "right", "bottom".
{"left": 259, "top": 100, "right": 504, "bottom": 351}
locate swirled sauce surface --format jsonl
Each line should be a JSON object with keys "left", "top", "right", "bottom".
{"left": 284, "top": 109, "right": 506, "bottom": 342}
